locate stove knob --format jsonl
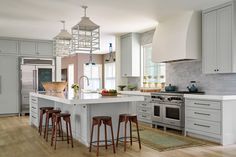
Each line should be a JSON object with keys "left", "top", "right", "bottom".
{"left": 167, "top": 97, "right": 172, "bottom": 101}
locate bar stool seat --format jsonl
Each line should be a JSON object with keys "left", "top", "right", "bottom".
{"left": 51, "top": 113, "right": 73, "bottom": 150}
{"left": 89, "top": 116, "right": 116, "bottom": 156}
{"left": 38, "top": 107, "right": 54, "bottom": 136}
{"left": 44, "top": 109, "right": 61, "bottom": 141}
{"left": 116, "top": 114, "right": 141, "bottom": 151}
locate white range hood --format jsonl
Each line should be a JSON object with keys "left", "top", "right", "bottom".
{"left": 152, "top": 11, "right": 202, "bottom": 63}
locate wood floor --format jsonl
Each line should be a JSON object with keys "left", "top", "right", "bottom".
{"left": 1, "top": 116, "right": 236, "bottom": 157}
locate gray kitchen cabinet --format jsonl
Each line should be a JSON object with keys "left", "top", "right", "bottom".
{"left": 0, "top": 55, "right": 19, "bottom": 114}
{"left": 19, "top": 40, "right": 53, "bottom": 57}
{"left": 20, "top": 41, "right": 37, "bottom": 56}
{"left": 0, "top": 39, "right": 18, "bottom": 54}
{"left": 120, "top": 33, "right": 140, "bottom": 77}
{"left": 136, "top": 96, "right": 152, "bottom": 123}
{"left": 203, "top": 2, "right": 234, "bottom": 73}
{"left": 37, "top": 41, "right": 53, "bottom": 56}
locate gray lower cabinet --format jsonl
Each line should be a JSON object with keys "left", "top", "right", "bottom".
{"left": 136, "top": 96, "right": 152, "bottom": 123}
{"left": 0, "top": 39, "right": 18, "bottom": 54}
{"left": 19, "top": 40, "right": 53, "bottom": 57}
{"left": 185, "top": 99, "right": 222, "bottom": 143}
{"left": 0, "top": 55, "right": 19, "bottom": 114}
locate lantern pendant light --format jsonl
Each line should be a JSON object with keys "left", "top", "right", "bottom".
{"left": 71, "top": 6, "right": 100, "bottom": 53}
{"left": 53, "top": 20, "right": 72, "bottom": 56}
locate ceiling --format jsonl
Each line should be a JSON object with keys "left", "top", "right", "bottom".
{"left": 0, "top": 0, "right": 229, "bottom": 53}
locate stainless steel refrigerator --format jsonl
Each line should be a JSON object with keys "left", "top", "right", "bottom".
{"left": 20, "top": 58, "right": 55, "bottom": 114}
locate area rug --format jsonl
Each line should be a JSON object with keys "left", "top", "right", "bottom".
{"left": 132, "top": 125, "right": 210, "bottom": 152}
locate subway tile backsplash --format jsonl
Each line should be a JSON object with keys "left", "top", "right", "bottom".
{"left": 166, "top": 61, "right": 236, "bottom": 94}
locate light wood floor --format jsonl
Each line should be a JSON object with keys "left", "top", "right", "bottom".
{"left": 1, "top": 116, "right": 236, "bottom": 157}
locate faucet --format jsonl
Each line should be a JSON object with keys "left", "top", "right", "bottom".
{"left": 79, "top": 75, "right": 90, "bottom": 92}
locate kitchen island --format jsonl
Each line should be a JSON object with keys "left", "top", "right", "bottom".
{"left": 29, "top": 92, "right": 144, "bottom": 146}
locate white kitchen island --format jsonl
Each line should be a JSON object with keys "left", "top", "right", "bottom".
{"left": 29, "top": 92, "right": 144, "bottom": 146}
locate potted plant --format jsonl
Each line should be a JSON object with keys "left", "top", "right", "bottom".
{"left": 71, "top": 83, "right": 79, "bottom": 95}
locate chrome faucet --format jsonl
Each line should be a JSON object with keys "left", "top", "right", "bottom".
{"left": 79, "top": 75, "right": 90, "bottom": 92}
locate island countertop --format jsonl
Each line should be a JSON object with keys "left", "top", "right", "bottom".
{"left": 30, "top": 92, "right": 144, "bottom": 104}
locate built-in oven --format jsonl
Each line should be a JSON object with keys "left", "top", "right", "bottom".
{"left": 152, "top": 102, "right": 163, "bottom": 123}
{"left": 163, "top": 103, "right": 183, "bottom": 127}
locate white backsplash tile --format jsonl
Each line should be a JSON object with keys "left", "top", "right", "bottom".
{"left": 166, "top": 61, "right": 236, "bottom": 94}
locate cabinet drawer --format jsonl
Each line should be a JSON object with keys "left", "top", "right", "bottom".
{"left": 137, "top": 101, "right": 152, "bottom": 108}
{"left": 31, "top": 114, "right": 38, "bottom": 126}
{"left": 186, "top": 118, "right": 221, "bottom": 135}
{"left": 185, "top": 99, "right": 221, "bottom": 110}
{"left": 31, "top": 97, "right": 38, "bottom": 103}
{"left": 137, "top": 113, "right": 151, "bottom": 121}
{"left": 137, "top": 106, "right": 151, "bottom": 114}
{"left": 31, "top": 106, "right": 38, "bottom": 114}
{"left": 186, "top": 107, "right": 221, "bottom": 122}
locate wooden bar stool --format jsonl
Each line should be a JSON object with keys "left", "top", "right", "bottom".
{"left": 51, "top": 113, "right": 73, "bottom": 150}
{"left": 44, "top": 109, "right": 61, "bottom": 142}
{"left": 89, "top": 116, "right": 116, "bottom": 156}
{"left": 38, "top": 107, "right": 54, "bottom": 136}
{"left": 116, "top": 114, "right": 141, "bottom": 151}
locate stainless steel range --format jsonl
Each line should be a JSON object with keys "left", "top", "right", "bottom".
{"left": 151, "top": 92, "right": 185, "bottom": 132}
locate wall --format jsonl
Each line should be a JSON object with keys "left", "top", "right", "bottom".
{"left": 166, "top": 61, "right": 236, "bottom": 94}
{"left": 61, "top": 53, "right": 103, "bottom": 88}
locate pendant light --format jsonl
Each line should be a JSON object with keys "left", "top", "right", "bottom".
{"left": 53, "top": 20, "right": 72, "bottom": 56}
{"left": 71, "top": 6, "right": 100, "bottom": 53}
{"left": 105, "top": 43, "right": 116, "bottom": 62}
{"left": 85, "top": 50, "right": 96, "bottom": 65}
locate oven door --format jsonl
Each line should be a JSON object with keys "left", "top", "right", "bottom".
{"left": 163, "top": 104, "right": 182, "bottom": 127}
{"left": 151, "top": 102, "right": 163, "bottom": 123}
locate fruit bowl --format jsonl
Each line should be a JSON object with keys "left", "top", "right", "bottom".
{"left": 100, "top": 89, "right": 118, "bottom": 96}
{"left": 100, "top": 93, "right": 118, "bottom": 96}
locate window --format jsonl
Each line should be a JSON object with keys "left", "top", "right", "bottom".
{"left": 83, "top": 64, "right": 102, "bottom": 91}
{"left": 104, "top": 62, "right": 116, "bottom": 89}
{"left": 68, "top": 64, "right": 74, "bottom": 94}
{"left": 141, "top": 44, "right": 165, "bottom": 87}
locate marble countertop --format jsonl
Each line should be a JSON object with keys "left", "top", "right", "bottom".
{"left": 30, "top": 92, "right": 144, "bottom": 104}
{"left": 184, "top": 94, "right": 236, "bottom": 100}
{"left": 119, "top": 91, "right": 151, "bottom": 96}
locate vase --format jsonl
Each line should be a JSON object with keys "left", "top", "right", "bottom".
{"left": 73, "top": 89, "right": 79, "bottom": 97}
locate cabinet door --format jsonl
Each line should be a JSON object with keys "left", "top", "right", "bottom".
{"left": 216, "top": 5, "right": 232, "bottom": 73}
{"left": 19, "top": 41, "right": 37, "bottom": 56}
{"left": 0, "top": 39, "right": 18, "bottom": 54}
{"left": 202, "top": 11, "right": 217, "bottom": 73}
{"left": 37, "top": 42, "right": 53, "bottom": 56}
{"left": 0, "top": 56, "right": 18, "bottom": 114}
{"left": 121, "top": 35, "right": 132, "bottom": 77}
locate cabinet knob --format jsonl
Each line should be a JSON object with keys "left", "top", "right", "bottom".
{"left": 217, "top": 69, "right": 219, "bottom": 72}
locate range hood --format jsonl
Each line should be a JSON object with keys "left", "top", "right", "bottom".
{"left": 152, "top": 11, "right": 202, "bottom": 63}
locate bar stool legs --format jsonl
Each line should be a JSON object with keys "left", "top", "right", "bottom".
{"left": 116, "top": 114, "right": 141, "bottom": 151}
{"left": 89, "top": 116, "right": 116, "bottom": 156}
{"left": 51, "top": 113, "right": 73, "bottom": 150}
{"left": 38, "top": 107, "right": 54, "bottom": 136}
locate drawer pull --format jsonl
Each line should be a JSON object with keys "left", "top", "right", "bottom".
{"left": 194, "top": 102, "right": 210, "bottom": 106}
{"left": 32, "top": 115, "right": 36, "bottom": 119}
{"left": 142, "top": 109, "right": 147, "bottom": 112}
{"left": 194, "top": 112, "right": 210, "bottom": 116}
{"left": 194, "top": 123, "right": 210, "bottom": 128}
{"left": 141, "top": 115, "right": 147, "bottom": 118}
{"left": 142, "top": 104, "right": 147, "bottom": 106}
{"left": 32, "top": 106, "right": 36, "bottom": 109}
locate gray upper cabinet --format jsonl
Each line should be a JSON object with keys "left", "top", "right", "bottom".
{"left": 0, "top": 39, "right": 18, "bottom": 54}
{"left": 203, "top": 2, "right": 234, "bottom": 74}
{"left": 120, "top": 33, "right": 140, "bottom": 77}
{"left": 37, "top": 41, "right": 53, "bottom": 56}
{"left": 19, "top": 40, "right": 53, "bottom": 57}
{"left": 20, "top": 41, "right": 37, "bottom": 56}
